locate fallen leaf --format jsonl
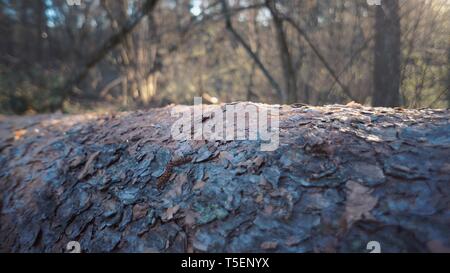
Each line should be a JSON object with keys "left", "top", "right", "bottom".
{"left": 162, "top": 205, "right": 180, "bottom": 221}
{"left": 14, "top": 129, "right": 27, "bottom": 141}
{"left": 344, "top": 180, "right": 378, "bottom": 227}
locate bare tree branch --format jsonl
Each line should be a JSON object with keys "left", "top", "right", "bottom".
{"left": 266, "top": 0, "right": 297, "bottom": 103}
{"left": 53, "top": 0, "right": 159, "bottom": 109}
{"left": 284, "top": 17, "right": 357, "bottom": 102}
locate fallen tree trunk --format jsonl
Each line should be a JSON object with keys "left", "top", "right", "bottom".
{"left": 0, "top": 103, "right": 449, "bottom": 253}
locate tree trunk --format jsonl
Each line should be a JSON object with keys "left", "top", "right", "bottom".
{"left": 267, "top": 0, "right": 298, "bottom": 104}
{"left": 373, "top": 1, "right": 401, "bottom": 107}
{"left": 0, "top": 104, "right": 449, "bottom": 253}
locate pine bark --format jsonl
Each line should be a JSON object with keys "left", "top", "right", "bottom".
{"left": 0, "top": 104, "right": 449, "bottom": 253}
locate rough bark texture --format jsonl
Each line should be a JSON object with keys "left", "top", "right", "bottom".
{"left": 0, "top": 103, "right": 449, "bottom": 253}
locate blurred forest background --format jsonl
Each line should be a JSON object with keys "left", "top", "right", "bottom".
{"left": 0, "top": 0, "right": 449, "bottom": 115}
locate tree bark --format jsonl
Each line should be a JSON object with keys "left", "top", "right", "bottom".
{"left": 1, "top": 104, "right": 449, "bottom": 253}
{"left": 373, "top": 1, "right": 401, "bottom": 107}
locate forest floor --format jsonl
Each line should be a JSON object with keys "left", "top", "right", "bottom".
{"left": 0, "top": 103, "right": 449, "bottom": 253}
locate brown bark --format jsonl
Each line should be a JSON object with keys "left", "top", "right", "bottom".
{"left": 373, "top": 1, "right": 401, "bottom": 107}
{"left": 0, "top": 104, "right": 449, "bottom": 253}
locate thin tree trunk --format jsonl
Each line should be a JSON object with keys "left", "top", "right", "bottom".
{"left": 373, "top": 1, "right": 401, "bottom": 107}
{"left": 34, "top": 0, "right": 46, "bottom": 63}
{"left": 220, "top": 0, "right": 285, "bottom": 103}
{"left": 285, "top": 17, "right": 357, "bottom": 102}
